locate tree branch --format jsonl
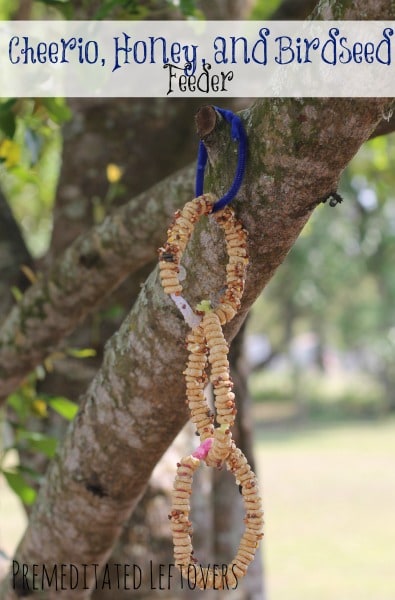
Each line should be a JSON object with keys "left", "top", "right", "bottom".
{"left": 0, "top": 164, "right": 195, "bottom": 402}
{"left": 3, "top": 89, "right": 392, "bottom": 596}
{"left": 369, "top": 110, "right": 395, "bottom": 139}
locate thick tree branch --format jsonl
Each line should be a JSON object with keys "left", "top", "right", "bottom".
{"left": 0, "top": 165, "right": 195, "bottom": 402}
{"left": 3, "top": 89, "right": 392, "bottom": 596}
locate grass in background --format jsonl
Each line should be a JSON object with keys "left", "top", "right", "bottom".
{"left": 255, "top": 417, "right": 395, "bottom": 600}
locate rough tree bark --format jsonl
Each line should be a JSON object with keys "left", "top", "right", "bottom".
{"left": 0, "top": 1, "right": 394, "bottom": 598}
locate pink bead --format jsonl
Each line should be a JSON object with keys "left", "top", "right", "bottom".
{"left": 192, "top": 437, "right": 214, "bottom": 460}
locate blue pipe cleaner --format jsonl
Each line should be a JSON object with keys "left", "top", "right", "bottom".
{"left": 195, "top": 106, "right": 247, "bottom": 213}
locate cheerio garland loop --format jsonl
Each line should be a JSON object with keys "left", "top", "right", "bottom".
{"left": 159, "top": 191, "right": 263, "bottom": 589}
{"left": 170, "top": 444, "right": 263, "bottom": 590}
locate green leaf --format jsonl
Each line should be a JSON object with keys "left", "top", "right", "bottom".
{"left": 66, "top": 348, "right": 97, "bottom": 359}
{"left": 195, "top": 299, "right": 212, "bottom": 313}
{"left": 18, "top": 431, "right": 58, "bottom": 458}
{"left": 37, "top": 0, "right": 73, "bottom": 16}
{"left": 180, "top": 0, "right": 198, "bottom": 17}
{"left": 0, "top": 99, "right": 16, "bottom": 113}
{"left": 100, "top": 304, "right": 124, "bottom": 320}
{"left": 48, "top": 397, "right": 79, "bottom": 421}
{"left": 2, "top": 470, "right": 37, "bottom": 505}
{"left": 41, "top": 98, "right": 72, "bottom": 125}
{"left": 18, "top": 464, "right": 43, "bottom": 482}
{"left": 93, "top": 0, "right": 149, "bottom": 19}
{"left": 7, "top": 392, "right": 28, "bottom": 421}
{"left": 0, "top": 110, "right": 16, "bottom": 138}
{"left": 7, "top": 165, "right": 38, "bottom": 184}
{"left": 93, "top": 0, "right": 119, "bottom": 19}
{"left": 250, "top": 0, "right": 282, "bottom": 19}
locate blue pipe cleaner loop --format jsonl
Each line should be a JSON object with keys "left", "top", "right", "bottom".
{"left": 195, "top": 106, "right": 247, "bottom": 213}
